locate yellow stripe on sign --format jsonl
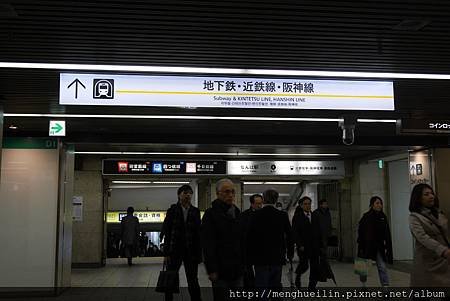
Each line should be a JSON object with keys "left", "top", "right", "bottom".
{"left": 116, "top": 90, "right": 393, "bottom": 99}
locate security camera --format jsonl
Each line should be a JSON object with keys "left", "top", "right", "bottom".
{"left": 339, "top": 117, "right": 356, "bottom": 146}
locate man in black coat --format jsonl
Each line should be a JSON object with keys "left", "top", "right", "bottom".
{"left": 313, "top": 199, "right": 332, "bottom": 251}
{"left": 240, "top": 194, "right": 263, "bottom": 288}
{"left": 121, "top": 206, "right": 140, "bottom": 266}
{"left": 161, "top": 184, "right": 202, "bottom": 301}
{"left": 247, "top": 189, "right": 294, "bottom": 289}
{"left": 292, "top": 196, "right": 322, "bottom": 289}
{"left": 201, "top": 178, "right": 243, "bottom": 301}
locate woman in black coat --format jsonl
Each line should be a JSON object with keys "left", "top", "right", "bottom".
{"left": 357, "top": 196, "right": 393, "bottom": 287}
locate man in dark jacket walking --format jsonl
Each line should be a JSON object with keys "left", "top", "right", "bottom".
{"left": 161, "top": 184, "right": 202, "bottom": 301}
{"left": 247, "top": 189, "right": 294, "bottom": 289}
{"left": 201, "top": 178, "right": 243, "bottom": 301}
{"left": 121, "top": 206, "right": 140, "bottom": 266}
{"left": 240, "top": 194, "right": 263, "bottom": 288}
{"left": 292, "top": 197, "right": 322, "bottom": 289}
{"left": 313, "top": 199, "right": 332, "bottom": 252}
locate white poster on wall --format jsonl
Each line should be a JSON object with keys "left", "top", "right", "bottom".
{"left": 409, "top": 149, "right": 433, "bottom": 188}
{"left": 72, "top": 196, "right": 83, "bottom": 222}
{"left": 60, "top": 73, "right": 394, "bottom": 111}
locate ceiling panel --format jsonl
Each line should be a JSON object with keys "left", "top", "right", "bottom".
{"left": 1, "top": 0, "right": 450, "bottom": 154}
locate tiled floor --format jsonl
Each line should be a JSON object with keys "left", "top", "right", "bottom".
{"left": 0, "top": 259, "right": 411, "bottom": 300}
{"left": 72, "top": 257, "right": 410, "bottom": 288}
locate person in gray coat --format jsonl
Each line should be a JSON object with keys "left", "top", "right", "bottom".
{"left": 409, "top": 183, "right": 450, "bottom": 287}
{"left": 121, "top": 206, "right": 140, "bottom": 266}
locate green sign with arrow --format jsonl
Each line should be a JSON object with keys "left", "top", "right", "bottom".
{"left": 49, "top": 120, "right": 66, "bottom": 136}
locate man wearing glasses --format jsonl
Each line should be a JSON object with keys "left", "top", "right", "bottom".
{"left": 201, "top": 178, "right": 243, "bottom": 301}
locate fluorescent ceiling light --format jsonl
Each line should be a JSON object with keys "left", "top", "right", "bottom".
{"left": 357, "top": 119, "right": 397, "bottom": 123}
{"left": 3, "top": 113, "right": 341, "bottom": 122}
{"left": 237, "top": 153, "right": 340, "bottom": 156}
{"left": 152, "top": 181, "right": 190, "bottom": 184}
{"left": 264, "top": 182, "right": 300, "bottom": 185}
{"left": 2, "top": 61, "right": 450, "bottom": 80}
{"left": 111, "top": 180, "right": 189, "bottom": 184}
{"left": 74, "top": 151, "right": 341, "bottom": 156}
{"left": 112, "top": 180, "right": 152, "bottom": 184}
{"left": 243, "top": 181, "right": 299, "bottom": 185}
{"left": 4, "top": 113, "right": 396, "bottom": 124}
{"left": 110, "top": 185, "right": 180, "bottom": 189}
{"left": 243, "top": 193, "right": 291, "bottom": 196}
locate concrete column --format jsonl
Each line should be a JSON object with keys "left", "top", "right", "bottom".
{"left": 72, "top": 156, "right": 104, "bottom": 267}
{"left": 197, "top": 179, "right": 211, "bottom": 211}
{"left": 432, "top": 148, "right": 450, "bottom": 232}
{"left": 0, "top": 107, "right": 3, "bottom": 183}
{"left": 55, "top": 143, "right": 74, "bottom": 289}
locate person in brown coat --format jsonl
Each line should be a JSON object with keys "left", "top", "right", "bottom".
{"left": 409, "top": 183, "right": 450, "bottom": 287}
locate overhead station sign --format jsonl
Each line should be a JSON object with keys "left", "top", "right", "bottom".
{"left": 60, "top": 73, "right": 394, "bottom": 111}
{"left": 102, "top": 159, "right": 227, "bottom": 175}
{"left": 227, "top": 161, "right": 345, "bottom": 176}
{"left": 399, "top": 119, "right": 450, "bottom": 134}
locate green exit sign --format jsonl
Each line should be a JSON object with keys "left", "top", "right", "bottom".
{"left": 378, "top": 160, "right": 384, "bottom": 169}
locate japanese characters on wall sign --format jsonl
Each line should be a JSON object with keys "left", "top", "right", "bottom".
{"left": 61, "top": 73, "right": 394, "bottom": 111}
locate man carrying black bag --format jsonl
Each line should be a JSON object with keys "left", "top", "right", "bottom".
{"left": 159, "top": 184, "right": 202, "bottom": 301}
{"left": 292, "top": 196, "right": 322, "bottom": 290}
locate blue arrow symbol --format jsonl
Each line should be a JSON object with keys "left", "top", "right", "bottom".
{"left": 67, "top": 78, "right": 86, "bottom": 99}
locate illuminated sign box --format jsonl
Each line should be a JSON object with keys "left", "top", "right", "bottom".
{"left": 227, "top": 161, "right": 345, "bottom": 176}
{"left": 102, "top": 160, "right": 226, "bottom": 175}
{"left": 60, "top": 73, "right": 394, "bottom": 111}
{"left": 107, "top": 211, "right": 166, "bottom": 223}
{"left": 107, "top": 211, "right": 204, "bottom": 223}
{"left": 399, "top": 119, "right": 450, "bottom": 134}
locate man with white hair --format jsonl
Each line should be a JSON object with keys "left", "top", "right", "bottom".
{"left": 201, "top": 178, "right": 243, "bottom": 301}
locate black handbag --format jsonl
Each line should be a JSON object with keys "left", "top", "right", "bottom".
{"left": 155, "top": 262, "right": 180, "bottom": 294}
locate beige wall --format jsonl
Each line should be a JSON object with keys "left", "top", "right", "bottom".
{"left": 0, "top": 149, "right": 59, "bottom": 286}
{"left": 433, "top": 148, "right": 450, "bottom": 231}
{"left": 72, "top": 157, "right": 104, "bottom": 266}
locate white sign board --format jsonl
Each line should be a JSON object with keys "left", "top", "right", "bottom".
{"left": 72, "top": 196, "right": 83, "bottom": 222}
{"left": 60, "top": 73, "right": 394, "bottom": 111}
{"left": 227, "top": 161, "right": 345, "bottom": 176}
{"left": 409, "top": 150, "right": 433, "bottom": 187}
{"left": 49, "top": 120, "right": 66, "bottom": 136}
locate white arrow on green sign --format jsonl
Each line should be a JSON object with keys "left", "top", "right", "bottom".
{"left": 49, "top": 120, "right": 66, "bottom": 136}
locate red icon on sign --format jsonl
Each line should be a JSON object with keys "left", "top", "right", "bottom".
{"left": 118, "top": 162, "right": 128, "bottom": 172}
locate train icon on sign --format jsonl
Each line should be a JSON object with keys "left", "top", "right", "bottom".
{"left": 93, "top": 79, "right": 114, "bottom": 99}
